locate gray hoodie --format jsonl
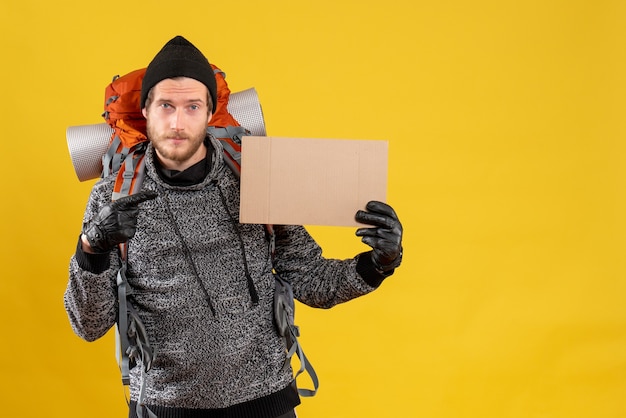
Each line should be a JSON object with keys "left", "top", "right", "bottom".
{"left": 64, "top": 136, "right": 381, "bottom": 414}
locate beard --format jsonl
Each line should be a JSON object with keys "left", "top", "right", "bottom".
{"left": 147, "top": 122, "right": 207, "bottom": 168}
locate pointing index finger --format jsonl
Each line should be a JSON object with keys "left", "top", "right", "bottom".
{"left": 111, "top": 190, "right": 158, "bottom": 210}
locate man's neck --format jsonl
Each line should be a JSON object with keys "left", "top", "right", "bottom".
{"left": 154, "top": 139, "right": 213, "bottom": 186}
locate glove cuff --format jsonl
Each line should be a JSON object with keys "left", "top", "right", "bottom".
{"left": 75, "top": 235, "right": 111, "bottom": 273}
{"left": 356, "top": 251, "right": 393, "bottom": 287}
{"left": 372, "top": 246, "right": 403, "bottom": 273}
{"left": 82, "top": 223, "right": 112, "bottom": 254}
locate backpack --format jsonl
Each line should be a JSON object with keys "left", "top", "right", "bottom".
{"left": 96, "top": 66, "right": 318, "bottom": 413}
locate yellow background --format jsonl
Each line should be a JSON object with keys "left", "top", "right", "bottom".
{"left": 1, "top": 0, "right": 625, "bottom": 417}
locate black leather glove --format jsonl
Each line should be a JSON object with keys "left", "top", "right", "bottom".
{"left": 82, "top": 190, "right": 158, "bottom": 253}
{"left": 355, "top": 201, "right": 403, "bottom": 273}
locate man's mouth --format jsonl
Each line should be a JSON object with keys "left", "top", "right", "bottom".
{"left": 167, "top": 136, "right": 188, "bottom": 143}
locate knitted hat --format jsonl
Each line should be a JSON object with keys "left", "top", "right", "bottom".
{"left": 140, "top": 36, "right": 217, "bottom": 112}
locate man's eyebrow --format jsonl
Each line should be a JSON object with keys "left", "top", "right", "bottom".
{"left": 155, "top": 97, "right": 206, "bottom": 104}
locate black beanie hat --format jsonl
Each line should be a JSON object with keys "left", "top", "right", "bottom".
{"left": 140, "top": 36, "right": 217, "bottom": 112}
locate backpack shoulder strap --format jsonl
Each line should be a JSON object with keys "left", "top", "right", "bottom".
{"left": 274, "top": 272, "right": 319, "bottom": 397}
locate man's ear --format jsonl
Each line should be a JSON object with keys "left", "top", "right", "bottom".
{"left": 142, "top": 108, "right": 148, "bottom": 118}
{"left": 207, "top": 111, "right": 213, "bottom": 123}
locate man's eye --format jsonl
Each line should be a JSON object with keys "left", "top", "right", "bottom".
{"left": 160, "top": 103, "right": 171, "bottom": 109}
{"left": 190, "top": 104, "right": 199, "bottom": 111}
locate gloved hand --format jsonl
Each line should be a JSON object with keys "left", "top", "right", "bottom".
{"left": 355, "top": 201, "right": 403, "bottom": 273}
{"left": 82, "top": 190, "right": 158, "bottom": 253}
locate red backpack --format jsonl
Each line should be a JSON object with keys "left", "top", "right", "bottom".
{"left": 98, "top": 66, "right": 319, "bottom": 411}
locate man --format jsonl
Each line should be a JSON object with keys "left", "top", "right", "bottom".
{"left": 65, "top": 36, "right": 403, "bottom": 418}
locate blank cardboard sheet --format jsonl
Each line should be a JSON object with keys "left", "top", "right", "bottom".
{"left": 239, "top": 136, "right": 388, "bottom": 226}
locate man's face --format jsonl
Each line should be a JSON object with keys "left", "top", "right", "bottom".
{"left": 142, "top": 77, "right": 212, "bottom": 171}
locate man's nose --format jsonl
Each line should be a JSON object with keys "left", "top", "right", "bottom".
{"left": 170, "top": 109, "right": 185, "bottom": 131}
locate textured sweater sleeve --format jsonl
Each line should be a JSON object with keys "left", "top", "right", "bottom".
{"left": 272, "top": 225, "right": 384, "bottom": 309}
{"left": 64, "top": 179, "right": 120, "bottom": 342}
